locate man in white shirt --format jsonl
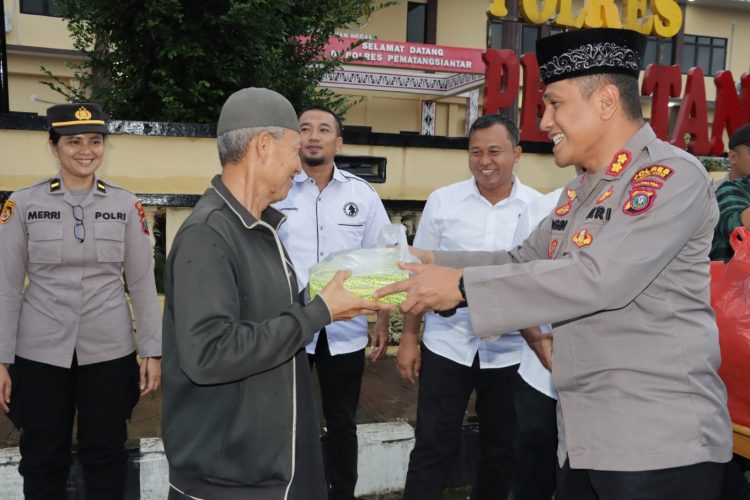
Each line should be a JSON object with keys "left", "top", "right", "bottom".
{"left": 397, "top": 114, "right": 541, "bottom": 500}
{"left": 274, "top": 106, "right": 391, "bottom": 500}
{"left": 512, "top": 188, "right": 562, "bottom": 500}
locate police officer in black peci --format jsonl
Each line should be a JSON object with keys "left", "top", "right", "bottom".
{"left": 0, "top": 103, "right": 162, "bottom": 499}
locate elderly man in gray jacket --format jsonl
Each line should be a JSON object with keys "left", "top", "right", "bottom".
{"left": 162, "top": 88, "right": 390, "bottom": 500}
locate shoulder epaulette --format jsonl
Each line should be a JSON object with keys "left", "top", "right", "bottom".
{"left": 49, "top": 178, "right": 61, "bottom": 192}
{"left": 96, "top": 179, "right": 107, "bottom": 193}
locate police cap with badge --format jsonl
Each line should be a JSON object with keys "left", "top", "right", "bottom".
{"left": 536, "top": 27, "right": 647, "bottom": 85}
{"left": 46, "top": 103, "right": 109, "bottom": 135}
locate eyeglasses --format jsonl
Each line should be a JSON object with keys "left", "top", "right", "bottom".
{"left": 72, "top": 205, "right": 84, "bottom": 243}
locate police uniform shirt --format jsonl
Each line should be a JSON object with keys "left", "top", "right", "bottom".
{"left": 274, "top": 166, "right": 391, "bottom": 355}
{"left": 435, "top": 124, "right": 732, "bottom": 471}
{"left": 511, "top": 188, "right": 562, "bottom": 400}
{"left": 0, "top": 174, "right": 161, "bottom": 367}
{"left": 414, "top": 176, "right": 541, "bottom": 368}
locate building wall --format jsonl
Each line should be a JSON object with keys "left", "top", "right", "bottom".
{"left": 0, "top": 128, "right": 573, "bottom": 199}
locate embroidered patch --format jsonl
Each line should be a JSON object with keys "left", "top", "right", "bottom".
{"left": 622, "top": 188, "right": 657, "bottom": 216}
{"left": 566, "top": 189, "right": 577, "bottom": 202}
{"left": 606, "top": 150, "right": 632, "bottom": 177}
{"left": 596, "top": 187, "right": 613, "bottom": 205}
{"left": 555, "top": 201, "right": 572, "bottom": 217}
{"left": 572, "top": 228, "right": 593, "bottom": 248}
{"left": 538, "top": 42, "right": 639, "bottom": 83}
{"left": 631, "top": 179, "right": 663, "bottom": 190}
{"left": 343, "top": 202, "right": 359, "bottom": 217}
{"left": 630, "top": 164, "right": 674, "bottom": 183}
{"left": 548, "top": 239, "right": 559, "bottom": 259}
{"left": 0, "top": 200, "right": 15, "bottom": 224}
{"left": 135, "top": 201, "right": 149, "bottom": 235}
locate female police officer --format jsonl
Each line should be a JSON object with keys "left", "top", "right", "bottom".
{"left": 0, "top": 103, "right": 162, "bottom": 499}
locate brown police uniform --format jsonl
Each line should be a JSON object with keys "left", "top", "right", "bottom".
{"left": 0, "top": 174, "right": 160, "bottom": 366}
{"left": 437, "top": 123, "right": 732, "bottom": 474}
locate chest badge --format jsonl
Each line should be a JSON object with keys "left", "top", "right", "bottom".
{"left": 555, "top": 201, "right": 572, "bottom": 217}
{"left": 0, "top": 199, "right": 15, "bottom": 225}
{"left": 572, "top": 228, "right": 593, "bottom": 248}
{"left": 343, "top": 202, "right": 359, "bottom": 217}
{"left": 548, "top": 239, "right": 559, "bottom": 259}
{"left": 566, "top": 189, "right": 577, "bottom": 202}
{"left": 606, "top": 150, "right": 632, "bottom": 177}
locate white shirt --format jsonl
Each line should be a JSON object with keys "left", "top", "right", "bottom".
{"left": 513, "top": 188, "right": 563, "bottom": 399}
{"left": 274, "top": 166, "right": 391, "bottom": 355}
{"left": 415, "top": 176, "right": 541, "bottom": 368}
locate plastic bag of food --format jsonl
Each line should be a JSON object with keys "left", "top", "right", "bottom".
{"left": 308, "top": 224, "right": 419, "bottom": 305}
{"left": 711, "top": 226, "right": 750, "bottom": 428}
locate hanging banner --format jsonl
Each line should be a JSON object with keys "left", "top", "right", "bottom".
{"left": 324, "top": 37, "right": 485, "bottom": 74}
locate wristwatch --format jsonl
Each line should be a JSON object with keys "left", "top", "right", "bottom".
{"left": 458, "top": 275, "right": 467, "bottom": 303}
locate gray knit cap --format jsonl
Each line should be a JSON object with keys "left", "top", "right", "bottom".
{"left": 217, "top": 87, "right": 299, "bottom": 135}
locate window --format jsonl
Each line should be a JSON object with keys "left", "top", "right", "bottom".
{"left": 488, "top": 21, "right": 564, "bottom": 52}
{"left": 641, "top": 36, "right": 674, "bottom": 69}
{"left": 682, "top": 35, "right": 727, "bottom": 76}
{"left": 488, "top": 21, "right": 503, "bottom": 49}
{"left": 407, "top": 2, "right": 427, "bottom": 44}
{"left": 20, "top": 0, "right": 62, "bottom": 17}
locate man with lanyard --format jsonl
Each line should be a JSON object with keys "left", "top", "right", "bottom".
{"left": 376, "top": 28, "right": 732, "bottom": 499}
{"left": 274, "top": 105, "right": 391, "bottom": 500}
{"left": 397, "top": 114, "right": 540, "bottom": 500}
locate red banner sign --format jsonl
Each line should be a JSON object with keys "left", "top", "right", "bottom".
{"left": 324, "top": 37, "right": 485, "bottom": 74}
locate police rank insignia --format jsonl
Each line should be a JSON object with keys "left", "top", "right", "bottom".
{"left": 596, "top": 187, "right": 613, "bottom": 205}
{"left": 343, "top": 202, "right": 359, "bottom": 217}
{"left": 566, "top": 189, "right": 577, "bottom": 202}
{"left": 572, "top": 228, "right": 593, "bottom": 248}
{"left": 548, "top": 239, "right": 559, "bottom": 259}
{"left": 135, "top": 201, "right": 149, "bottom": 235}
{"left": 555, "top": 201, "right": 572, "bottom": 217}
{"left": 0, "top": 199, "right": 15, "bottom": 224}
{"left": 622, "top": 164, "right": 674, "bottom": 216}
{"left": 606, "top": 150, "right": 632, "bottom": 177}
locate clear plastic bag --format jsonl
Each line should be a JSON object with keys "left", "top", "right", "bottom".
{"left": 308, "top": 224, "right": 419, "bottom": 305}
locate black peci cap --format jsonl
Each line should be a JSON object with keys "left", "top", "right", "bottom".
{"left": 536, "top": 28, "right": 647, "bottom": 86}
{"left": 46, "top": 103, "right": 109, "bottom": 135}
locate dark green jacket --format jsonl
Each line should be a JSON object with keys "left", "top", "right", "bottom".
{"left": 711, "top": 175, "right": 750, "bottom": 261}
{"left": 162, "top": 175, "right": 329, "bottom": 500}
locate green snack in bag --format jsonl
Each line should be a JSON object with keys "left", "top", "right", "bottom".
{"left": 306, "top": 224, "right": 420, "bottom": 307}
{"left": 309, "top": 271, "right": 410, "bottom": 305}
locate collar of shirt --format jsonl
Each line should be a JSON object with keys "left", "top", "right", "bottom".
{"left": 457, "top": 174, "right": 535, "bottom": 207}
{"left": 52, "top": 171, "right": 109, "bottom": 207}
{"left": 210, "top": 174, "right": 285, "bottom": 230}
{"left": 292, "top": 164, "right": 350, "bottom": 185}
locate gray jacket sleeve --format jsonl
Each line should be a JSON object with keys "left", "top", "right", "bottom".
{"left": 171, "top": 224, "right": 331, "bottom": 385}
{"left": 462, "top": 162, "right": 713, "bottom": 337}
{"left": 123, "top": 198, "right": 162, "bottom": 358}
{"left": 0, "top": 195, "right": 28, "bottom": 364}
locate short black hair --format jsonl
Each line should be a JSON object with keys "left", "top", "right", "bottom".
{"left": 299, "top": 105, "right": 343, "bottom": 137}
{"left": 573, "top": 74, "right": 644, "bottom": 121}
{"left": 468, "top": 114, "right": 520, "bottom": 147}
